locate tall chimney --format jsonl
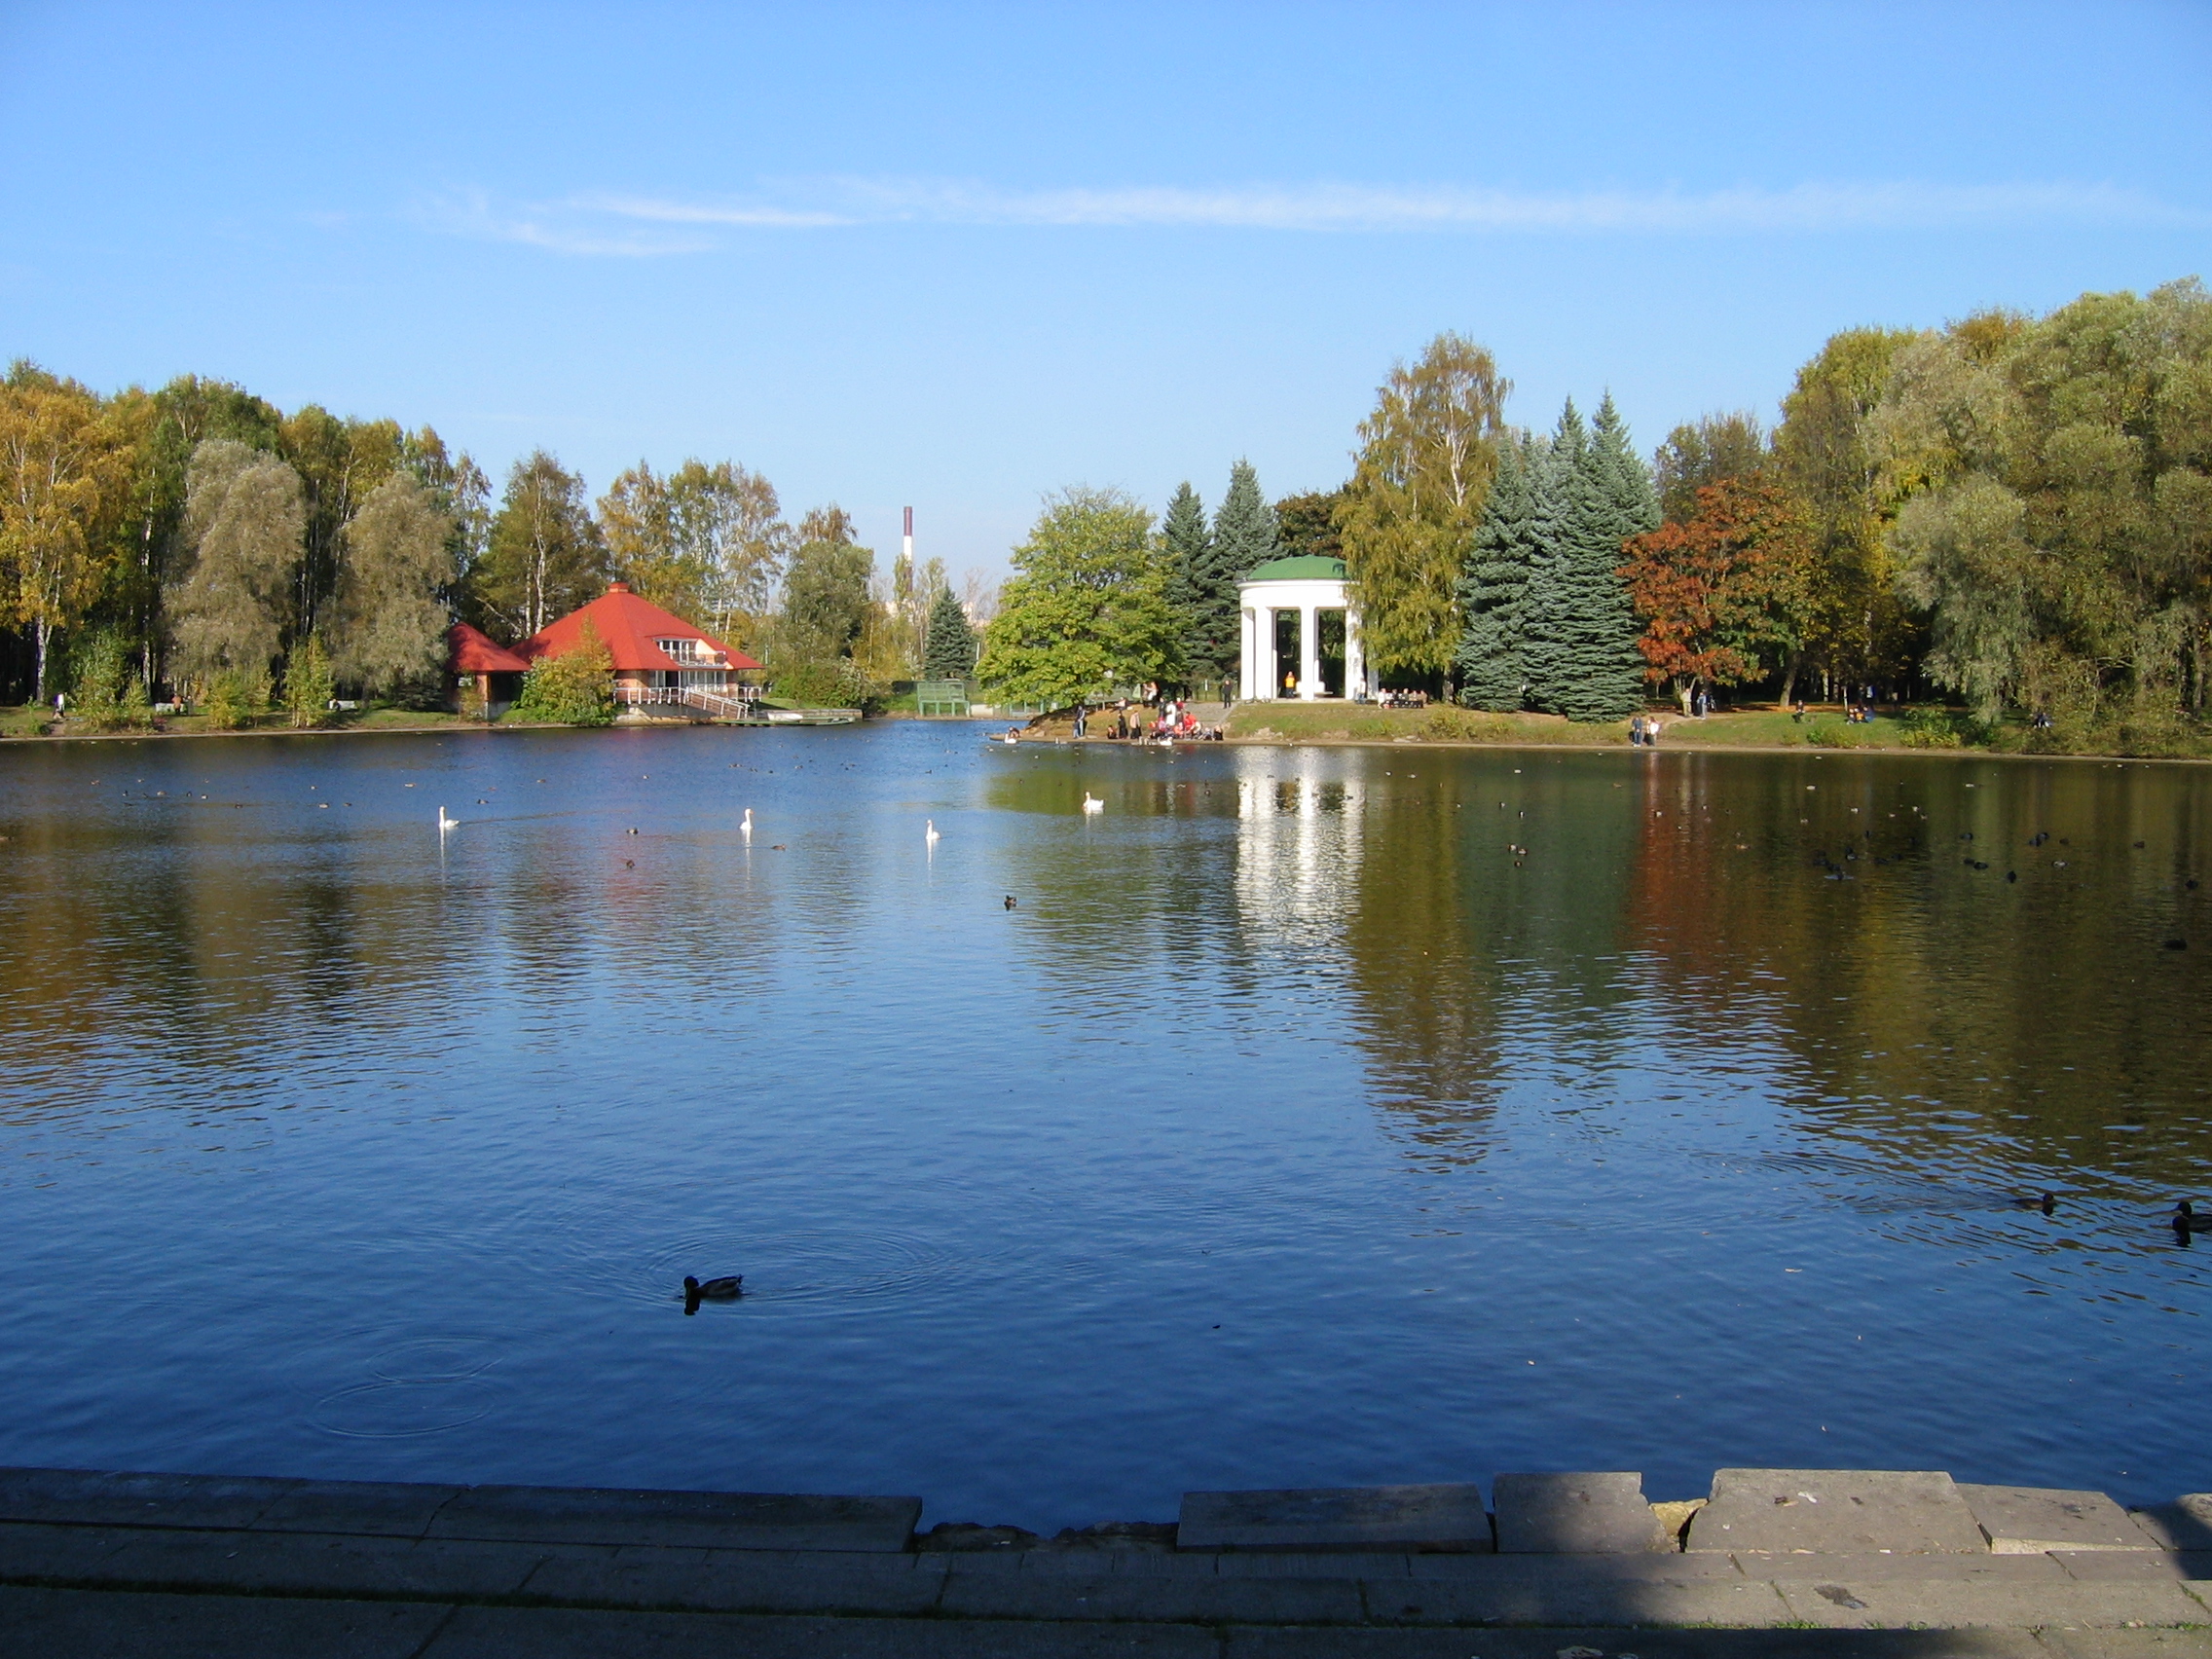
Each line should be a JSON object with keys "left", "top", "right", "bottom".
{"left": 903, "top": 505, "right": 913, "bottom": 568}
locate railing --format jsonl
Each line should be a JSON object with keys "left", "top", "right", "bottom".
{"left": 614, "top": 684, "right": 763, "bottom": 719}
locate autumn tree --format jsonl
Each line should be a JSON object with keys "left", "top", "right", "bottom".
{"left": 1339, "top": 333, "right": 1509, "bottom": 684}
{"left": 1775, "top": 326, "right": 1922, "bottom": 693}
{"left": 977, "top": 488, "right": 1178, "bottom": 708}
{"left": 168, "top": 439, "right": 303, "bottom": 691}
{"left": 1653, "top": 411, "right": 1772, "bottom": 523}
{"left": 0, "top": 369, "right": 129, "bottom": 698}
{"left": 1620, "top": 479, "right": 1817, "bottom": 710}
{"left": 329, "top": 472, "right": 456, "bottom": 697}
{"left": 475, "top": 452, "right": 607, "bottom": 639}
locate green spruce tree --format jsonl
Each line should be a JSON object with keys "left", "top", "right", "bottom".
{"left": 1203, "top": 461, "right": 1278, "bottom": 681}
{"left": 921, "top": 582, "right": 977, "bottom": 679}
{"left": 1521, "top": 398, "right": 1650, "bottom": 721}
{"left": 1161, "top": 482, "right": 1219, "bottom": 680}
{"left": 1455, "top": 435, "right": 1538, "bottom": 710}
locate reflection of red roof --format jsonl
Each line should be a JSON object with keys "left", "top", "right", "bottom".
{"left": 517, "top": 583, "right": 762, "bottom": 673}
{"left": 447, "top": 622, "right": 531, "bottom": 674}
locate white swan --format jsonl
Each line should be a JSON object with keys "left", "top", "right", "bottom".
{"left": 437, "top": 806, "right": 457, "bottom": 831}
{"left": 740, "top": 807, "right": 754, "bottom": 841}
{"left": 925, "top": 819, "right": 940, "bottom": 846}
{"left": 1082, "top": 793, "right": 1104, "bottom": 814}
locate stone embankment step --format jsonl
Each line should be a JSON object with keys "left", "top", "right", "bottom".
{"left": 3, "top": 1464, "right": 2210, "bottom": 1656}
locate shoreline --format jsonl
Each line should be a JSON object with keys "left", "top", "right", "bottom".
{"left": 3, "top": 1462, "right": 2207, "bottom": 1652}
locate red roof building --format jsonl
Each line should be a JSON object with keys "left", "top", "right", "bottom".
{"left": 518, "top": 582, "right": 763, "bottom": 714}
{"left": 447, "top": 622, "right": 531, "bottom": 676}
{"left": 446, "top": 622, "right": 533, "bottom": 716}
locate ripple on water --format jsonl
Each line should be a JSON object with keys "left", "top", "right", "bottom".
{"left": 311, "top": 1338, "right": 508, "bottom": 1439}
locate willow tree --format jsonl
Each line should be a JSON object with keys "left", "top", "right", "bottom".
{"left": 1338, "top": 333, "right": 1510, "bottom": 685}
{"left": 329, "top": 472, "right": 456, "bottom": 696}
{"left": 169, "top": 439, "right": 304, "bottom": 692}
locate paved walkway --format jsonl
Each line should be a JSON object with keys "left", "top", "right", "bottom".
{"left": 2, "top": 1467, "right": 2207, "bottom": 1657}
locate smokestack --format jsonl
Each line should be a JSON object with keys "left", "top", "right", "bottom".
{"left": 903, "top": 506, "right": 913, "bottom": 568}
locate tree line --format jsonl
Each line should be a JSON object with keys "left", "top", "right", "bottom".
{"left": 9, "top": 276, "right": 2204, "bottom": 745}
{"left": 0, "top": 362, "right": 995, "bottom": 718}
{"left": 977, "top": 277, "right": 2210, "bottom": 749}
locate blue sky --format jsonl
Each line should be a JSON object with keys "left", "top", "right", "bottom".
{"left": 4, "top": 2, "right": 2208, "bottom": 582}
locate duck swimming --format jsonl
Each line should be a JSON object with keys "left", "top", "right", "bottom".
{"left": 683, "top": 1275, "right": 743, "bottom": 1309}
{"left": 2173, "top": 1201, "right": 2211, "bottom": 1235}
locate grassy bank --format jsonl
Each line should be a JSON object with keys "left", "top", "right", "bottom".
{"left": 1225, "top": 700, "right": 2212, "bottom": 760}
{"left": 0, "top": 704, "right": 502, "bottom": 741}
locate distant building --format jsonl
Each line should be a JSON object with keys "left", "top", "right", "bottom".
{"left": 517, "top": 582, "right": 764, "bottom": 718}
{"left": 446, "top": 622, "right": 532, "bottom": 717}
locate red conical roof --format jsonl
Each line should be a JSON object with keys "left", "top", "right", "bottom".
{"left": 517, "top": 583, "right": 761, "bottom": 673}
{"left": 446, "top": 621, "right": 532, "bottom": 674}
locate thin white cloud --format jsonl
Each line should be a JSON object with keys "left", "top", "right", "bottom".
{"left": 418, "top": 189, "right": 719, "bottom": 257}
{"left": 430, "top": 176, "right": 2208, "bottom": 254}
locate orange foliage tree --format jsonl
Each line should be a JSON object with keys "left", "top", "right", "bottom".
{"left": 1618, "top": 480, "right": 1815, "bottom": 711}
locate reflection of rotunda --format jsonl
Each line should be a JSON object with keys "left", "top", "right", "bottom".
{"left": 1236, "top": 556, "right": 1369, "bottom": 700}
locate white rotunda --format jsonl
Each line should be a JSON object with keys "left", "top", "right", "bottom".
{"left": 1237, "top": 555, "right": 1368, "bottom": 701}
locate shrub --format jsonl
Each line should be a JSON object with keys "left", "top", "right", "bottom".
{"left": 511, "top": 621, "right": 614, "bottom": 725}
{"left": 283, "top": 634, "right": 334, "bottom": 729}
{"left": 69, "top": 631, "right": 153, "bottom": 732}
{"left": 203, "top": 668, "right": 270, "bottom": 731}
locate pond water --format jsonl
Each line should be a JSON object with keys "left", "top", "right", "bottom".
{"left": 1, "top": 721, "right": 2208, "bottom": 1527}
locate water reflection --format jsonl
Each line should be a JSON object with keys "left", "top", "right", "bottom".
{"left": 1, "top": 729, "right": 2209, "bottom": 1522}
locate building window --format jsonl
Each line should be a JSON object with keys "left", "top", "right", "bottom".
{"left": 656, "top": 638, "right": 703, "bottom": 664}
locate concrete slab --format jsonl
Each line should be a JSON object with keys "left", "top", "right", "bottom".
{"left": 1686, "top": 1469, "right": 1989, "bottom": 1556}
{"left": 1176, "top": 1484, "right": 1491, "bottom": 1553}
{"left": 0, "top": 1520, "right": 138, "bottom": 1580}
{"left": 1493, "top": 1471, "right": 1670, "bottom": 1554}
{"left": 2055, "top": 1551, "right": 2212, "bottom": 1583}
{"left": 102, "top": 1527, "right": 546, "bottom": 1600}
{"left": 424, "top": 1605, "right": 1220, "bottom": 1658}
{"left": 1774, "top": 1574, "right": 2211, "bottom": 1630}
{"left": 426, "top": 1483, "right": 921, "bottom": 1551}
{"left": 515, "top": 1546, "right": 948, "bottom": 1615}
{"left": 937, "top": 1561, "right": 1365, "bottom": 1624}
{"left": 1957, "top": 1485, "right": 2152, "bottom": 1553}
{"left": 0, "top": 1466, "right": 293, "bottom": 1530}
{"left": 2131, "top": 1497, "right": 2212, "bottom": 1552}
{"left": 2040, "top": 1635, "right": 2212, "bottom": 1659}
{"left": 1360, "top": 1566, "right": 1793, "bottom": 1628}
{"left": 254, "top": 1478, "right": 463, "bottom": 1537}
{"left": 1731, "top": 1552, "right": 2063, "bottom": 1585}
{"left": 0, "top": 1583, "right": 449, "bottom": 1659}
{"left": 1221, "top": 1626, "right": 2058, "bottom": 1656}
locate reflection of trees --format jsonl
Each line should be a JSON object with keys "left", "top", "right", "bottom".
{"left": 1624, "top": 754, "right": 2212, "bottom": 1186}
{"left": 1339, "top": 755, "right": 1642, "bottom": 1165}
{"left": 983, "top": 758, "right": 1258, "bottom": 999}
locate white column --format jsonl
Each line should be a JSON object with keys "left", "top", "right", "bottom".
{"left": 1345, "top": 608, "right": 1366, "bottom": 700}
{"left": 1299, "top": 604, "right": 1321, "bottom": 698}
{"left": 1261, "top": 608, "right": 1278, "bottom": 698}
{"left": 1238, "top": 608, "right": 1256, "bottom": 701}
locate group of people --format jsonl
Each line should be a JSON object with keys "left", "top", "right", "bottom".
{"left": 1629, "top": 713, "right": 1665, "bottom": 747}
{"left": 1063, "top": 694, "right": 1222, "bottom": 744}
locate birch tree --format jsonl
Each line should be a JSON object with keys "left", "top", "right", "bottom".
{"left": 1339, "top": 333, "right": 1510, "bottom": 682}
{"left": 0, "top": 372, "right": 127, "bottom": 699}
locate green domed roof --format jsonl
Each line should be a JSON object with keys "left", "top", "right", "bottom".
{"left": 1243, "top": 554, "right": 1347, "bottom": 582}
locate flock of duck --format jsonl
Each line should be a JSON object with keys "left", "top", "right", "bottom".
{"left": 2014, "top": 1192, "right": 2212, "bottom": 1243}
